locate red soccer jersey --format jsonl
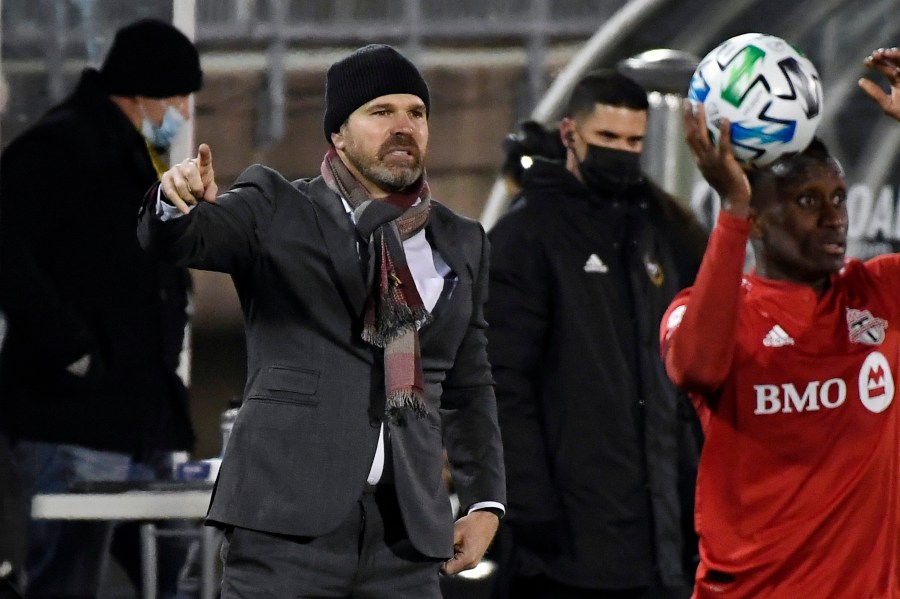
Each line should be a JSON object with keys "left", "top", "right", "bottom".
{"left": 661, "top": 211, "right": 900, "bottom": 599}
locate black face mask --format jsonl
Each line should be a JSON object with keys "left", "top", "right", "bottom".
{"left": 577, "top": 143, "right": 644, "bottom": 196}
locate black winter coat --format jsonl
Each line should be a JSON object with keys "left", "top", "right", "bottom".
{"left": 486, "top": 158, "right": 707, "bottom": 590}
{"left": 0, "top": 69, "right": 194, "bottom": 454}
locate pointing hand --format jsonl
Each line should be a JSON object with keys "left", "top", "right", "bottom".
{"left": 160, "top": 143, "right": 218, "bottom": 214}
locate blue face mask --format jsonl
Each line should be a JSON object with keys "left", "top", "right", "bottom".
{"left": 141, "top": 104, "right": 186, "bottom": 150}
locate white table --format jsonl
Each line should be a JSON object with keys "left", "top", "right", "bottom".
{"left": 31, "top": 488, "right": 219, "bottom": 599}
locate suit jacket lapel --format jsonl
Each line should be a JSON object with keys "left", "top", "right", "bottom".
{"left": 305, "top": 183, "right": 469, "bottom": 319}
{"left": 306, "top": 177, "right": 368, "bottom": 314}
{"left": 426, "top": 207, "right": 468, "bottom": 284}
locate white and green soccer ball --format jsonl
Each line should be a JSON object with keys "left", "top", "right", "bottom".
{"left": 688, "top": 33, "right": 824, "bottom": 167}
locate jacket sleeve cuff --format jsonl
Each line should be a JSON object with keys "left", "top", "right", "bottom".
{"left": 467, "top": 501, "right": 505, "bottom": 518}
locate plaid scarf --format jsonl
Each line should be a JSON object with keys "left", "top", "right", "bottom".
{"left": 320, "top": 148, "right": 432, "bottom": 419}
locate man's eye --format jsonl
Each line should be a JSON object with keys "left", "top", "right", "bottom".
{"left": 797, "top": 195, "right": 817, "bottom": 208}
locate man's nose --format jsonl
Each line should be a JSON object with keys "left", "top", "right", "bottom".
{"left": 821, "top": 202, "right": 848, "bottom": 227}
{"left": 602, "top": 138, "right": 641, "bottom": 153}
{"left": 170, "top": 97, "right": 190, "bottom": 120}
{"left": 391, "top": 112, "right": 416, "bottom": 133}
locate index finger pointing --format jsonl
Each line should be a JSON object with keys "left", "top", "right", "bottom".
{"left": 197, "top": 143, "right": 213, "bottom": 168}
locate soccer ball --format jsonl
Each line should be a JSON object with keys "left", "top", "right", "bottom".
{"left": 688, "top": 33, "right": 824, "bottom": 167}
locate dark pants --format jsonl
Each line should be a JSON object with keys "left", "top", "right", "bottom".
{"left": 220, "top": 485, "right": 442, "bottom": 598}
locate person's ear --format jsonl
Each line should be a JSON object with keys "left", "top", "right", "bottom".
{"left": 330, "top": 129, "right": 345, "bottom": 150}
{"left": 560, "top": 118, "right": 576, "bottom": 149}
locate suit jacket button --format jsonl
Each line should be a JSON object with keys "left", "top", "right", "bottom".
{"left": 369, "top": 417, "right": 381, "bottom": 428}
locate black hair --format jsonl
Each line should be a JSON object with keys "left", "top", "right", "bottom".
{"left": 747, "top": 138, "right": 842, "bottom": 207}
{"left": 564, "top": 69, "right": 649, "bottom": 120}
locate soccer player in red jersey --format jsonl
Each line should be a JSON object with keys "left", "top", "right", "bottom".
{"left": 660, "top": 48, "right": 900, "bottom": 598}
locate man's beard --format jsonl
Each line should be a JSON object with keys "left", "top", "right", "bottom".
{"left": 343, "top": 134, "right": 424, "bottom": 192}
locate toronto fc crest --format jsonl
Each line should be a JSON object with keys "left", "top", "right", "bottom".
{"left": 846, "top": 308, "right": 888, "bottom": 345}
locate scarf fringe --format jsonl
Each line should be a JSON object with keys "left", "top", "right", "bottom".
{"left": 386, "top": 388, "right": 427, "bottom": 419}
{"left": 363, "top": 302, "right": 432, "bottom": 347}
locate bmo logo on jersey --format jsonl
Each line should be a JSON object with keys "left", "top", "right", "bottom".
{"left": 753, "top": 351, "right": 894, "bottom": 415}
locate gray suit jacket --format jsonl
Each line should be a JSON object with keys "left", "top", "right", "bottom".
{"left": 137, "top": 165, "right": 505, "bottom": 559}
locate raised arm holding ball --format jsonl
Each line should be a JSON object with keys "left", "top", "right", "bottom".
{"left": 660, "top": 41, "right": 900, "bottom": 599}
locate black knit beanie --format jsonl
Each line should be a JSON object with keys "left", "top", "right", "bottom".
{"left": 323, "top": 44, "right": 430, "bottom": 143}
{"left": 100, "top": 19, "right": 203, "bottom": 98}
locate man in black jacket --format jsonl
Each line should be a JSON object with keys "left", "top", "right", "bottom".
{"left": 486, "top": 70, "right": 708, "bottom": 599}
{"left": 0, "top": 19, "right": 202, "bottom": 598}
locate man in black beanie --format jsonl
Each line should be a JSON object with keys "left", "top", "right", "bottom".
{"left": 137, "top": 43, "right": 506, "bottom": 598}
{"left": 0, "top": 18, "right": 201, "bottom": 599}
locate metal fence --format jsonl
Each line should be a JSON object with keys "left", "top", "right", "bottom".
{"left": 1, "top": 0, "right": 627, "bottom": 143}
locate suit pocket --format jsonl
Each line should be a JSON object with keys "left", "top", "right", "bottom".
{"left": 247, "top": 364, "right": 320, "bottom": 405}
